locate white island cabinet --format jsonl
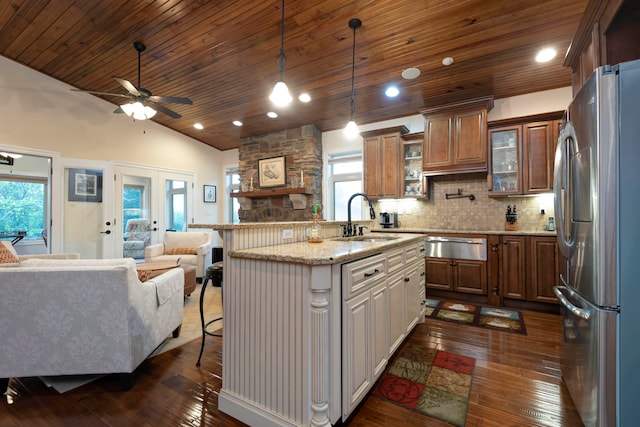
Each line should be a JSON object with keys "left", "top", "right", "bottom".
{"left": 193, "top": 222, "right": 424, "bottom": 427}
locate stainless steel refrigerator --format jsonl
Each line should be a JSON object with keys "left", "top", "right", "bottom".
{"left": 553, "top": 59, "right": 640, "bottom": 427}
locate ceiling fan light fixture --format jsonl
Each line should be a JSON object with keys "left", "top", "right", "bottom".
{"left": 344, "top": 18, "right": 362, "bottom": 139}
{"left": 121, "top": 101, "right": 156, "bottom": 120}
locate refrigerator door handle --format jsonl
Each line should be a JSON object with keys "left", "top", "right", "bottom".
{"left": 553, "top": 285, "right": 591, "bottom": 320}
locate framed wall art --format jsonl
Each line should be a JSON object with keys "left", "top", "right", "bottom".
{"left": 258, "top": 156, "right": 286, "bottom": 188}
{"left": 204, "top": 185, "right": 217, "bottom": 203}
{"left": 68, "top": 169, "right": 103, "bottom": 202}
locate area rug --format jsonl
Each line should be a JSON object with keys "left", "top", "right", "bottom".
{"left": 373, "top": 344, "right": 475, "bottom": 427}
{"left": 425, "top": 299, "right": 527, "bottom": 335}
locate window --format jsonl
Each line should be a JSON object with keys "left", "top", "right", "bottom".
{"left": 327, "top": 153, "right": 362, "bottom": 220}
{"left": 226, "top": 167, "right": 240, "bottom": 223}
{"left": 0, "top": 177, "right": 47, "bottom": 239}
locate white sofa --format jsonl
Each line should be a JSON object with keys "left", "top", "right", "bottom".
{"left": 145, "top": 231, "right": 213, "bottom": 280}
{"left": 0, "top": 257, "right": 184, "bottom": 390}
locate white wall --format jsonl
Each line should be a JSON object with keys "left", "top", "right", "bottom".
{"left": 0, "top": 55, "right": 227, "bottom": 225}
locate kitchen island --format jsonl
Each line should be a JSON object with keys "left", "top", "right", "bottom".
{"left": 190, "top": 222, "right": 425, "bottom": 427}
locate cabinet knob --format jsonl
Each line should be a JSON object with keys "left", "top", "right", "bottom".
{"left": 404, "top": 277, "right": 410, "bottom": 282}
{"left": 491, "top": 245, "right": 499, "bottom": 252}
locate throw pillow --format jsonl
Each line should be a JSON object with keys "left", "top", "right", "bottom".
{"left": 165, "top": 247, "right": 198, "bottom": 255}
{"left": 0, "top": 241, "right": 20, "bottom": 264}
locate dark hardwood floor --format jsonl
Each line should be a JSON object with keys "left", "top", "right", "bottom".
{"left": 1, "top": 308, "right": 583, "bottom": 426}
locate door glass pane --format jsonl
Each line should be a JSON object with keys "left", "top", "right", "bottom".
{"left": 122, "top": 175, "right": 151, "bottom": 259}
{"left": 166, "top": 179, "right": 187, "bottom": 231}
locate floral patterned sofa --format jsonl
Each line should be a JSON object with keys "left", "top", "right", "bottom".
{"left": 0, "top": 252, "right": 184, "bottom": 391}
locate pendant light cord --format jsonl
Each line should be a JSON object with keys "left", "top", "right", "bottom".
{"left": 278, "top": 0, "right": 286, "bottom": 80}
{"left": 348, "top": 19, "right": 361, "bottom": 120}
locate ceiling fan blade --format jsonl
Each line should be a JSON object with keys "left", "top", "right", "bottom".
{"left": 71, "top": 88, "right": 131, "bottom": 99}
{"left": 148, "top": 101, "right": 181, "bottom": 119}
{"left": 148, "top": 95, "right": 193, "bottom": 105}
{"left": 114, "top": 77, "right": 141, "bottom": 96}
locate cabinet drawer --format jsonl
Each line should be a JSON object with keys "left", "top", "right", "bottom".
{"left": 404, "top": 241, "right": 424, "bottom": 265}
{"left": 342, "top": 253, "right": 387, "bottom": 299}
{"left": 387, "top": 248, "right": 404, "bottom": 275}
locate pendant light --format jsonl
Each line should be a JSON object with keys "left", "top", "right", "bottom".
{"left": 269, "top": 0, "right": 292, "bottom": 107}
{"left": 344, "top": 18, "right": 362, "bottom": 138}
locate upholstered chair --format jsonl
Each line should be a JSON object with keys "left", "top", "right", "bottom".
{"left": 123, "top": 218, "right": 151, "bottom": 259}
{"left": 144, "top": 231, "right": 213, "bottom": 280}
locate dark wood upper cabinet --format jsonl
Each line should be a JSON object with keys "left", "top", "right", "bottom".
{"left": 564, "top": 0, "right": 640, "bottom": 95}
{"left": 488, "top": 113, "right": 562, "bottom": 196}
{"left": 421, "top": 97, "right": 493, "bottom": 176}
{"left": 362, "top": 126, "right": 408, "bottom": 199}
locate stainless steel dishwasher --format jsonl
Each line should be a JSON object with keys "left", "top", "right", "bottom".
{"left": 423, "top": 236, "right": 487, "bottom": 261}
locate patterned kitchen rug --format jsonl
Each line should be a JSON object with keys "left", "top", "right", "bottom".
{"left": 372, "top": 344, "right": 475, "bottom": 427}
{"left": 425, "top": 299, "right": 527, "bottom": 335}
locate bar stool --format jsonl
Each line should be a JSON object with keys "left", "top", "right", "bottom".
{"left": 196, "top": 261, "right": 224, "bottom": 366}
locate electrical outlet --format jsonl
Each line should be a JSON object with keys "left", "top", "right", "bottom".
{"left": 282, "top": 229, "right": 294, "bottom": 239}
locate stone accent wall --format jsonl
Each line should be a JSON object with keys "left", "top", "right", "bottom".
{"left": 238, "top": 125, "right": 322, "bottom": 222}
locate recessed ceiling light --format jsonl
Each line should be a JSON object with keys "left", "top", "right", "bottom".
{"left": 267, "top": 111, "right": 278, "bottom": 118}
{"left": 401, "top": 67, "right": 421, "bottom": 80}
{"left": 232, "top": 120, "right": 243, "bottom": 127}
{"left": 535, "top": 48, "right": 556, "bottom": 63}
{"left": 298, "top": 93, "right": 311, "bottom": 103}
{"left": 193, "top": 123, "right": 204, "bottom": 130}
{"left": 442, "top": 57, "right": 454, "bottom": 66}
{"left": 385, "top": 86, "right": 400, "bottom": 97}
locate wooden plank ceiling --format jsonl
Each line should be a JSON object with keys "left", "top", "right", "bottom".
{"left": 0, "top": 0, "right": 588, "bottom": 151}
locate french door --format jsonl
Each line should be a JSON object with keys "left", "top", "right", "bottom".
{"left": 114, "top": 165, "right": 193, "bottom": 259}
{"left": 59, "top": 158, "right": 114, "bottom": 259}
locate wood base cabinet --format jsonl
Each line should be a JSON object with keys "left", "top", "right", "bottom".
{"left": 425, "top": 258, "right": 487, "bottom": 295}
{"left": 499, "top": 235, "right": 561, "bottom": 304}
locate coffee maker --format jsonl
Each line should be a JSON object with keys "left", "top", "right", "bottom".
{"left": 379, "top": 212, "right": 397, "bottom": 228}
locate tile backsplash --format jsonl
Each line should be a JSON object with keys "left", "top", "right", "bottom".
{"left": 375, "top": 173, "right": 555, "bottom": 232}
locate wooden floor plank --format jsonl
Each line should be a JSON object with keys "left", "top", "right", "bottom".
{"left": 1, "top": 289, "right": 583, "bottom": 426}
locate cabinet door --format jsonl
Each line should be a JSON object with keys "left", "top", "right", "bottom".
{"left": 453, "top": 259, "right": 487, "bottom": 294}
{"left": 488, "top": 125, "right": 521, "bottom": 194}
{"left": 528, "top": 236, "right": 560, "bottom": 303}
{"left": 387, "top": 272, "right": 406, "bottom": 355}
{"left": 423, "top": 113, "right": 453, "bottom": 169}
{"left": 454, "top": 109, "right": 487, "bottom": 166}
{"left": 363, "top": 136, "right": 382, "bottom": 197}
{"left": 405, "top": 260, "right": 424, "bottom": 332}
{"left": 501, "top": 236, "right": 526, "bottom": 299}
{"left": 380, "top": 134, "right": 401, "bottom": 198}
{"left": 343, "top": 290, "right": 372, "bottom": 416}
{"left": 523, "top": 121, "right": 554, "bottom": 194}
{"left": 402, "top": 140, "right": 424, "bottom": 198}
{"left": 371, "top": 281, "right": 389, "bottom": 379}
{"left": 425, "top": 258, "right": 453, "bottom": 290}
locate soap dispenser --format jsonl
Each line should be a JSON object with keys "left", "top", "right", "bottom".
{"left": 548, "top": 217, "right": 555, "bottom": 232}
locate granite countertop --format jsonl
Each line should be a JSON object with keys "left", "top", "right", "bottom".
{"left": 190, "top": 223, "right": 555, "bottom": 236}
{"left": 228, "top": 233, "right": 424, "bottom": 265}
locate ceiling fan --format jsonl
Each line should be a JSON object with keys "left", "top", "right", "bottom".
{"left": 72, "top": 41, "right": 193, "bottom": 120}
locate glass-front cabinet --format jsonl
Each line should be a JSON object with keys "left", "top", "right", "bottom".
{"left": 488, "top": 126, "right": 521, "bottom": 195}
{"left": 402, "top": 136, "right": 425, "bottom": 198}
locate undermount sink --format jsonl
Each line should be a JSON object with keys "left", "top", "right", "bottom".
{"left": 334, "top": 235, "right": 400, "bottom": 243}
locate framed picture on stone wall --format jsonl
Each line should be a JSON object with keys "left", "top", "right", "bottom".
{"left": 258, "top": 156, "right": 286, "bottom": 188}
